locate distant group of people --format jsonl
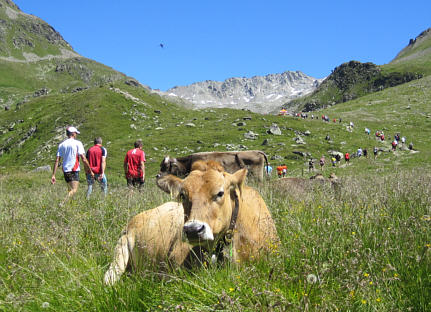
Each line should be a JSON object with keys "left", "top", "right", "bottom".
{"left": 292, "top": 113, "right": 344, "bottom": 124}
{"left": 51, "top": 126, "right": 146, "bottom": 203}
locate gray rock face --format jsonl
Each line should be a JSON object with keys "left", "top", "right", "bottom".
{"left": 268, "top": 123, "right": 281, "bottom": 135}
{"left": 157, "top": 71, "right": 322, "bottom": 114}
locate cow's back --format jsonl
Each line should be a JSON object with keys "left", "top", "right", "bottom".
{"left": 127, "top": 202, "right": 191, "bottom": 265}
{"left": 233, "top": 186, "right": 279, "bottom": 260}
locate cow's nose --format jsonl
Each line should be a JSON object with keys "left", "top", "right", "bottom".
{"left": 183, "top": 221, "right": 214, "bottom": 242}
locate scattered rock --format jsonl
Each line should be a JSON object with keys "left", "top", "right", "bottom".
{"left": 32, "top": 165, "right": 51, "bottom": 172}
{"left": 130, "top": 124, "right": 137, "bottom": 130}
{"left": 185, "top": 123, "right": 196, "bottom": 127}
{"left": 261, "top": 139, "right": 269, "bottom": 146}
{"left": 71, "top": 87, "right": 88, "bottom": 93}
{"left": 292, "top": 151, "right": 311, "bottom": 157}
{"left": 293, "top": 136, "right": 305, "bottom": 144}
{"left": 244, "top": 131, "right": 258, "bottom": 140}
{"left": 268, "top": 123, "right": 281, "bottom": 135}
{"left": 271, "top": 155, "right": 283, "bottom": 160}
{"left": 125, "top": 79, "right": 140, "bottom": 87}
{"left": 154, "top": 110, "right": 161, "bottom": 114}
{"left": 243, "top": 116, "right": 252, "bottom": 120}
{"left": 304, "top": 130, "right": 311, "bottom": 136}
{"left": 33, "top": 88, "right": 49, "bottom": 97}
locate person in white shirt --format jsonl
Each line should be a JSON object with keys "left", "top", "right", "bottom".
{"left": 51, "top": 126, "right": 93, "bottom": 200}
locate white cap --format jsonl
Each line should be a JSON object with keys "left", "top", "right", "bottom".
{"left": 67, "top": 126, "right": 80, "bottom": 134}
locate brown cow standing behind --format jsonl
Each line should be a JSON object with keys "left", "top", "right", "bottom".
{"left": 156, "top": 150, "right": 268, "bottom": 184}
{"left": 105, "top": 160, "right": 279, "bottom": 285}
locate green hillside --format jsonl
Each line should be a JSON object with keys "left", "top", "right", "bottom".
{"left": 284, "top": 28, "right": 431, "bottom": 112}
{"left": 1, "top": 74, "right": 430, "bottom": 181}
{"left": 1, "top": 2, "right": 430, "bottom": 311}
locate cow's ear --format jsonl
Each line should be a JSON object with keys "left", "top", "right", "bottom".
{"left": 228, "top": 168, "right": 247, "bottom": 194}
{"left": 156, "top": 174, "right": 183, "bottom": 197}
{"left": 163, "top": 156, "right": 170, "bottom": 165}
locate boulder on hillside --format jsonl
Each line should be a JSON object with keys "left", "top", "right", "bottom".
{"left": 125, "top": 79, "right": 140, "bottom": 87}
{"left": 268, "top": 123, "right": 281, "bottom": 135}
{"left": 244, "top": 131, "right": 258, "bottom": 140}
{"left": 32, "top": 165, "right": 51, "bottom": 172}
{"left": 293, "top": 136, "right": 305, "bottom": 144}
{"left": 293, "top": 151, "right": 311, "bottom": 157}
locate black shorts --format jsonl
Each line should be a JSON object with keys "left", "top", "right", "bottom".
{"left": 64, "top": 171, "right": 79, "bottom": 183}
{"left": 127, "top": 177, "right": 145, "bottom": 188}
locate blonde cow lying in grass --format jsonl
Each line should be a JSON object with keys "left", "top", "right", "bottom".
{"left": 104, "top": 160, "right": 279, "bottom": 285}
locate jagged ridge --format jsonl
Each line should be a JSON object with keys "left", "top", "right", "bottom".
{"left": 158, "top": 71, "right": 322, "bottom": 113}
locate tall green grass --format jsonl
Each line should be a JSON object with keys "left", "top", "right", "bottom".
{"left": 0, "top": 169, "right": 429, "bottom": 311}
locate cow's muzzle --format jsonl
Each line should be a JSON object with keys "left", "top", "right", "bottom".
{"left": 183, "top": 220, "right": 214, "bottom": 243}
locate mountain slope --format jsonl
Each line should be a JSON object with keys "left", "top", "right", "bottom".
{"left": 0, "top": 1, "right": 430, "bottom": 181}
{"left": 157, "top": 71, "right": 321, "bottom": 114}
{"left": 282, "top": 28, "right": 431, "bottom": 112}
{"left": 0, "top": 0, "right": 131, "bottom": 110}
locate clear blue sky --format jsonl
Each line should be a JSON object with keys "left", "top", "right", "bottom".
{"left": 15, "top": 0, "right": 431, "bottom": 91}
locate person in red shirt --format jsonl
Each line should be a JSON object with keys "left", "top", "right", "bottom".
{"left": 124, "top": 139, "right": 146, "bottom": 189}
{"left": 344, "top": 152, "right": 350, "bottom": 164}
{"left": 86, "top": 137, "right": 107, "bottom": 198}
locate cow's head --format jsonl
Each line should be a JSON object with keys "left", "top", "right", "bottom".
{"left": 157, "top": 160, "right": 247, "bottom": 246}
{"left": 156, "top": 156, "right": 187, "bottom": 182}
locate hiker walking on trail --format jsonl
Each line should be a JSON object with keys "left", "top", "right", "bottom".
{"left": 308, "top": 159, "right": 314, "bottom": 172}
{"left": 51, "top": 126, "right": 93, "bottom": 201}
{"left": 319, "top": 156, "right": 325, "bottom": 170}
{"left": 86, "top": 137, "right": 108, "bottom": 199}
{"left": 373, "top": 147, "right": 378, "bottom": 159}
{"left": 344, "top": 152, "right": 350, "bottom": 165}
{"left": 124, "top": 139, "right": 146, "bottom": 189}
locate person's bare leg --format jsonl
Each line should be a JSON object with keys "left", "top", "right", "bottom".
{"left": 61, "top": 181, "right": 79, "bottom": 205}
{"left": 68, "top": 181, "right": 79, "bottom": 197}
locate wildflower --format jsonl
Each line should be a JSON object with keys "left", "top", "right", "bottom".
{"left": 349, "top": 290, "right": 355, "bottom": 297}
{"left": 275, "top": 288, "right": 280, "bottom": 292}
{"left": 361, "top": 299, "right": 367, "bottom": 304}
{"left": 376, "top": 298, "right": 381, "bottom": 302}
{"left": 363, "top": 273, "right": 369, "bottom": 277}
{"left": 42, "top": 302, "right": 49, "bottom": 309}
{"left": 307, "top": 274, "right": 318, "bottom": 284}
{"left": 369, "top": 281, "right": 373, "bottom": 285}
{"left": 426, "top": 244, "right": 430, "bottom": 248}
{"left": 352, "top": 231, "right": 356, "bottom": 235}
{"left": 394, "top": 273, "right": 399, "bottom": 278}
{"left": 229, "top": 288, "right": 234, "bottom": 292}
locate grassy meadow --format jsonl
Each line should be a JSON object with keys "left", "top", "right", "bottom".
{"left": 1, "top": 62, "right": 431, "bottom": 312}
{"left": 0, "top": 166, "right": 430, "bottom": 311}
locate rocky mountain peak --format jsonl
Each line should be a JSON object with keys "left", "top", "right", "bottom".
{"left": 0, "top": 0, "right": 76, "bottom": 60}
{"left": 158, "top": 71, "right": 322, "bottom": 114}
{"left": 0, "top": 0, "right": 19, "bottom": 10}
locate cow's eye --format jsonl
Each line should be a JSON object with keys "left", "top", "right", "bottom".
{"left": 214, "top": 191, "right": 224, "bottom": 200}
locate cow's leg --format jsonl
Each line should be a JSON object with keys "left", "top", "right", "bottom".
{"left": 104, "top": 234, "right": 131, "bottom": 285}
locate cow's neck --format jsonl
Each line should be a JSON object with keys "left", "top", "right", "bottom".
{"left": 213, "top": 190, "right": 240, "bottom": 260}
